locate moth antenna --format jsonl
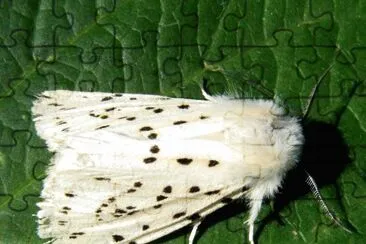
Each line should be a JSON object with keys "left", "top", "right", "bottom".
{"left": 305, "top": 171, "right": 352, "bottom": 233}
{"left": 302, "top": 64, "right": 334, "bottom": 120}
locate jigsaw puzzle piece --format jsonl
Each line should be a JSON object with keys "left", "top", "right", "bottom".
{"left": 35, "top": 45, "right": 132, "bottom": 92}
{"left": 0, "top": 130, "right": 50, "bottom": 243}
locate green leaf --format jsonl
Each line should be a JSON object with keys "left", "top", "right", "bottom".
{"left": 1, "top": 0, "right": 365, "bottom": 243}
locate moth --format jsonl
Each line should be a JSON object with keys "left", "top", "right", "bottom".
{"left": 33, "top": 85, "right": 342, "bottom": 243}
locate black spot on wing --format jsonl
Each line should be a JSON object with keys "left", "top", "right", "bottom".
{"left": 142, "top": 225, "right": 149, "bottom": 231}
{"left": 156, "top": 195, "right": 168, "bottom": 201}
{"left": 126, "top": 117, "right": 136, "bottom": 121}
{"left": 173, "top": 212, "right": 186, "bottom": 219}
{"left": 208, "top": 160, "right": 219, "bottom": 167}
{"left": 56, "top": 121, "right": 67, "bottom": 125}
{"left": 96, "top": 125, "right": 110, "bottom": 130}
{"left": 205, "top": 190, "right": 220, "bottom": 195}
{"left": 177, "top": 158, "right": 193, "bottom": 165}
{"left": 187, "top": 213, "right": 201, "bottom": 221}
{"left": 200, "top": 115, "right": 209, "bottom": 119}
{"left": 114, "top": 94, "right": 123, "bottom": 97}
{"left": 48, "top": 103, "right": 62, "bottom": 106}
{"left": 143, "top": 157, "right": 157, "bottom": 164}
{"left": 148, "top": 133, "right": 158, "bottom": 139}
{"left": 150, "top": 145, "right": 160, "bottom": 153}
{"left": 173, "top": 120, "right": 187, "bottom": 125}
{"left": 153, "top": 204, "right": 162, "bottom": 209}
{"left": 145, "top": 106, "right": 155, "bottom": 110}
{"left": 140, "top": 126, "right": 153, "bottom": 131}
{"left": 115, "top": 209, "right": 127, "bottom": 214}
{"left": 127, "top": 188, "right": 136, "bottom": 193}
{"left": 105, "top": 107, "right": 116, "bottom": 111}
{"left": 153, "top": 108, "right": 163, "bottom": 113}
{"left": 134, "top": 182, "right": 143, "bottom": 187}
{"left": 100, "top": 115, "right": 109, "bottom": 119}
{"left": 101, "top": 96, "right": 113, "bottom": 102}
{"left": 163, "top": 186, "right": 172, "bottom": 193}
{"left": 112, "top": 234, "right": 124, "bottom": 242}
{"left": 65, "top": 193, "right": 76, "bottom": 197}
{"left": 94, "top": 177, "right": 111, "bottom": 181}
{"left": 189, "top": 186, "right": 200, "bottom": 193}
{"left": 130, "top": 97, "right": 137, "bottom": 100}
{"left": 178, "top": 104, "right": 189, "bottom": 109}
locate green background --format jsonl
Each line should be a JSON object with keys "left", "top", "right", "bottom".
{"left": 0, "top": 0, "right": 365, "bottom": 243}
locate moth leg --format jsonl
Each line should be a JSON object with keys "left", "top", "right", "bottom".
{"left": 188, "top": 221, "right": 201, "bottom": 244}
{"left": 246, "top": 198, "right": 263, "bottom": 244}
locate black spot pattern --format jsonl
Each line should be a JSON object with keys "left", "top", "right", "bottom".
{"left": 126, "top": 117, "right": 136, "bottom": 121}
{"left": 163, "top": 186, "right": 172, "bottom": 193}
{"left": 89, "top": 112, "right": 99, "bottom": 117}
{"left": 145, "top": 107, "right": 154, "bottom": 110}
{"left": 153, "top": 108, "right": 163, "bottom": 113}
{"left": 48, "top": 103, "right": 62, "bottom": 106}
{"left": 140, "top": 126, "right": 153, "bottom": 131}
{"left": 56, "top": 121, "right": 67, "bottom": 125}
{"left": 127, "top": 211, "right": 138, "bottom": 215}
{"left": 178, "top": 104, "right": 189, "bottom": 109}
{"left": 108, "top": 197, "right": 116, "bottom": 202}
{"left": 143, "top": 157, "right": 157, "bottom": 164}
{"left": 112, "top": 234, "right": 124, "bottom": 242}
{"left": 148, "top": 133, "right": 158, "bottom": 139}
{"left": 126, "top": 206, "right": 136, "bottom": 210}
{"left": 156, "top": 195, "right": 167, "bottom": 201}
{"left": 94, "top": 177, "right": 111, "bottom": 181}
{"left": 115, "top": 209, "right": 127, "bottom": 214}
{"left": 129, "top": 242, "right": 137, "bottom": 244}
{"left": 173, "top": 120, "right": 187, "bottom": 125}
{"left": 205, "top": 190, "right": 220, "bottom": 195}
{"left": 62, "top": 206, "right": 71, "bottom": 210}
{"left": 150, "top": 145, "right": 160, "bottom": 153}
{"left": 105, "top": 107, "right": 116, "bottom": 111}
{"left": 187, "top": 213, "right": 201, "bottom": 221}
{"left": 142, "top": 225, "right": 149, "bottom": 231}
{"left": 153, "top": 204, "right": 162, "bottom": 209}
{"left": 130, "top": 97, "right": 137, "bottom": 100}
{"left": 101, "top": 203, "right": 108, "bottom": 207}
{"left": 101, "top": 96, "right": 113, "bottom": 101}
{"left": 177, "top": 158, "right": 193, "bottom": 165}
{"left": 127, "top": 188, "right": 136, "bottom": 193}
{"left": 65, "top": 193, "right": 75, "bottom": 197}
{"left": 114, "top": 94, "right": 123, "bottom": 97}
{"left": 199, "top": 115, "right": 209, "bottom": 119}
{"left": 208, "top": 160, "right": 219, "bottom": 167}
{"left": 134, "top": 182, "right": 142, "bottom": 187}
{"left": 173, "top": 212, "right": 186, "bottom": 219}
{"left": 189, "top": 186, "right": 200, "bottom": 193}
{"left": 100, "top": 115, "right": 109, "bottom": 119}
{"left": 96, "top": 125, "right": 110, "bottom": 130}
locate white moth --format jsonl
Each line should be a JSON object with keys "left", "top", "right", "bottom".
{"left": 32, "top": 89, "right": 306, "bottom": 244}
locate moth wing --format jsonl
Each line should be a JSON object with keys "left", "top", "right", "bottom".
{"left": 32, "top": 90, "right": 220, "bottom": 151}
{"left": 37, "top": 131, "right": 260, "bottom": 243}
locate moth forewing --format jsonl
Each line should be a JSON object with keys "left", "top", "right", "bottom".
{"left": 33, "top": 90, "right": 304, "bottom": 244}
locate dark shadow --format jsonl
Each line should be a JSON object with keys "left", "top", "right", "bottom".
{"left": 256, "top": 120, "right": 353, "bottom": 242}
